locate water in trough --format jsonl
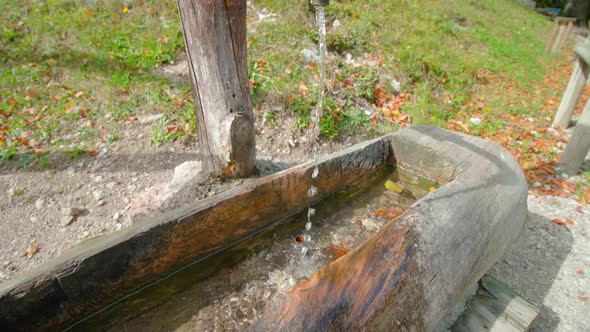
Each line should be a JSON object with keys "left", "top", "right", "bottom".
{"left": 68, "top": 165, "right": 438, "bottom": 331}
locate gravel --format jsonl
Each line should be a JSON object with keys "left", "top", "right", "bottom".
{"left": 490, "top": 194, "right": 590, "bottom": 331}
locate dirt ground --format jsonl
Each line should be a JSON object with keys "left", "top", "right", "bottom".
{"left": 0, "top": 110, "right": 371, "bottom": 281}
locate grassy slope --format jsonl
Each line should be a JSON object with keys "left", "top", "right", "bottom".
{"left": 0, "top": 0, "right": 553, "bottom": 163}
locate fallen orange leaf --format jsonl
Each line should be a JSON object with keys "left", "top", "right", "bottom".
{"left": 327, "top": 243, "right": 350, "bottom": 261}
{"left": 374, "top": 209, "right": 387, "bottom": 217}
{"left": 26, "top": 243, "right": 39, "bottom": 258}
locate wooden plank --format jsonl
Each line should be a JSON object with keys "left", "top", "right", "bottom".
{"left": 554, "top": 16, "right": 577, "bottom": 23}
{"left": 558, "top": 97, "right": 590, "bottom": 175}
{"left": 545, "top": 21, "right": 559, "bottom": 53}
{"left": 452, "top": 275, "right": 540, "bottom": 332}
{"left": 553, "top": 59, "right": 590, "bottom": 128}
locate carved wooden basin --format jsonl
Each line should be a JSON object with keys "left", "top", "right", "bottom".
{"left": 0, "top": 126, "right": 527, "bottom": 331}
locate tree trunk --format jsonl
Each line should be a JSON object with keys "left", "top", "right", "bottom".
{"left": 177, "top": 0, "right": 256, "bottom": 178}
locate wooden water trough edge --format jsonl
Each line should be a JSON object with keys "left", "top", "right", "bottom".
{"left": 0, "top": 126, "right": 529, "bottom": 331}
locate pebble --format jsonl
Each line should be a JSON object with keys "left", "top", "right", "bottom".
{"left": 361, "top": 218, "right": 379, "bottom": 231}
{"left": 82, "top": 231, "right": 90, "bottom": 238}
{"left": 93, "top": 190, "right": 105, "bottom": 201}
{"left": 97, "top": 200, "right": 105, "bottom": 206}
{"left": 138, "top": 113, "right": 164, "bottom": 124}
{"left": 62, "top": 216, "right": 74, "bottom": 227}
{"left": 106, "top": 182, "right": 116, "bottom": 190}
{"left": 131, "top": 177, "right": 138, "bottom": 183}
{"left": 468, "top": 117, "right": 482, "bottom": 126}
{"left": 35, "top": 198, "right": 44, "bottom": 209}
{"left": 62, "top": 207, "right": 82, "bottom": 217}
{"left": 113, "top": 212, "right": 121, "bottom": 221}
{"left": 94, "top": 175, "right": 104, "bottom": 182}
{"left": 532, "top": 182, "right": 542, "bottom": 188}
{"left": 30, "top": 216, "right": 38, "bottom": 223}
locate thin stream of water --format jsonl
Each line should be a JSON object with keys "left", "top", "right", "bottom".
{"left": 303, "top": 6, "right": 328, "bottom": 255}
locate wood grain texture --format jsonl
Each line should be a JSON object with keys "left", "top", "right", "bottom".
{"left": 0, "top": 135, "right": 389, "bottom": 331}
{"left": 0, "top": 127, "right": 528, "bottom": 331}
{"left": 251, "top": 126, "right": 528, "bottom": 331}
{"left": 177, "top": 0, "right": 255, "bottom": 177}
{"left": 452, "top": 274, "right": 539, "bottom": 332}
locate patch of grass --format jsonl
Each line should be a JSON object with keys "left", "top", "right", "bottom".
{"left": 1, "top": 0, "right": 556, "bottom": 159}
{"left": 0, "top": 0, "right": 187, "bottom": 160}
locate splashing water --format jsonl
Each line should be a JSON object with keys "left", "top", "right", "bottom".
{"left": 301, "top": 6, "right": 328, "bottom": 257}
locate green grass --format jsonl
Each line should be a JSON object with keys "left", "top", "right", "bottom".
{"left": 1, "top": 0, "right": 554, "bottom": 164}
{"left": 0, "top": 0, "right": 193, "bottom": 163}
{"left": 253, "top": 0, "right": 552, "bottom": 126}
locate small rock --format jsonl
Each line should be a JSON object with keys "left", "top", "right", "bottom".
{"left": 332, "top": 19, "right": 341, "bottom": 29}
{"left": 35, "top": 198, "right": 44, "bottom": 209}
{"left": 115, "top": 223, "right": 122, "bottom": 231}
{"left": 301, "top": 48, "right": 320, "bottom": 64}
{"left": 361, "top": 218, "right": 379, "bottom": 231}
{"left": 532, "top": 182, "right": 542, "bottom": 188}
{"left": 94, "top": 175, "right": 104, "bottom": 182}
{"left": 131, "top": 177, "right": 138, "bottom": 183}
{"left": 66, "top": 167, "right": 76, "bottom": 175}
{"left": 138, "top": 113, "right": 164, "bottom": 124}
{"left": 287, "top": 139, "right": 296, "bottom": 148}
{"left": 62, "top": 207, "right": 82, "bottom": 217}
{"left": 97, "top": 200, "right": 105, "bottom": 206}
{"left": 82, "top": 231, "right": 90, "bottom": 238}
{"left": 113, "top": 212, "right": 121, "bottom": 221}
{"left": 62, "top": 216, "right": 74, "bottom": 226}
{"left": 30, "top": 216, "right": 38, "bottom": 223}
{"left": 93, "top": 190, "right": 105, "bottom": 201}
{"left": 390, "top": 79, "right": 402, "bottom": 93}
{"left": 547, "top": 127, "right": 560, "bottom": 137}
{"left": 106, "top": 182, "right": 116, "bottom": 190}
{"left": 229, "top": 269, "right": 242, "bottom": 290}
{"left": 468, "top": 117, "right": 482, "bottom": 126}
{"left": 97, "top": 149, "right": 108, "bottom": 159}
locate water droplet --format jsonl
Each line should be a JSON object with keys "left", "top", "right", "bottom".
{"left": 307, "top": 185, "right": 318, "bottom": 197}
{"left": 304, "top": 234, "right": 311, "bottom": 242}
{"left": 312, "top": 166, "right": 319, "bottom": 179}
{"left": 305, "top": 221, "right": 312, "bottom": 231}
{"left": 307, "top": 208, "right": 316, "bottom": 218}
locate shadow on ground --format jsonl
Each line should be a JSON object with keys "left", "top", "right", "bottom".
{"left": 490, "top": 211, "right": 575, "bottom": 331}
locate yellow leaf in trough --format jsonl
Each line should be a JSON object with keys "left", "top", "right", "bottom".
{"left": 385, "top": 180, "right": 403, "bottom": 193}
{"left": 428, "top": 186, "right": 436, "bottom": 192}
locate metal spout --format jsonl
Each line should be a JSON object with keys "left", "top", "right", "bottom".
{"left": 310, "top": 0, "right": 329, "bottom": 7}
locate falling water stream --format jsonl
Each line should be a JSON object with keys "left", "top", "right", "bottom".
{"left": 302, "top": 6, "right": 328, "bottom": 256}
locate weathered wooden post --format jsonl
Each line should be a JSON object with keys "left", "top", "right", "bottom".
{"left": 552, "top": 39, "right": 590, "bottom": 129}
{"left": 546, "top": 17, "right": 576, "bottom": 53}
{"left": 557, "top": 40, "right": 590, "bottom": 175}
{"left": 177, "top": 0, "right": 256, "bottom": 178}
{"left": 558, "top": 98, "right": 590, "bottom": 175}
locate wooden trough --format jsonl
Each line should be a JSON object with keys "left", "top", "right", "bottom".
{"left": 0, "top": 126, "right": 528, "bottom": 331}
